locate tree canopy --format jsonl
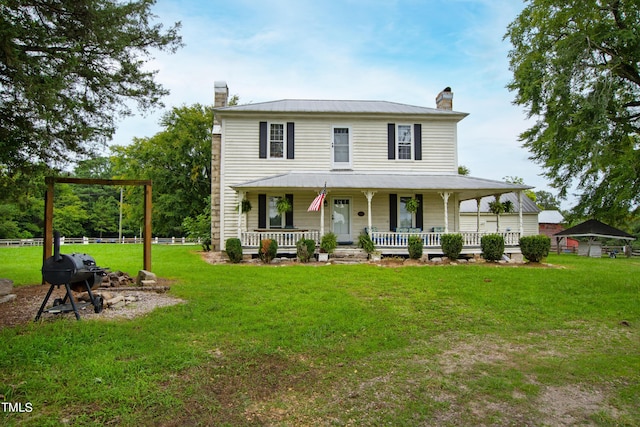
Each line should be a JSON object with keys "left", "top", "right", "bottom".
{"left": 112, "top": 104, "right": 213, "bottom": 236}
{"left": 505, "top": 0, "right": 640, "bottom": 225}
{"left": 0, "top": 0, "right": 182, "bottom": 173}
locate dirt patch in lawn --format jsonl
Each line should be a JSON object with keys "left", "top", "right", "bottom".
{"left": 0, "top": 279, "right": 183, "bottom": 329}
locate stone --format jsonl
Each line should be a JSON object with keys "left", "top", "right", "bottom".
{"left": 136, "top": 270, "right": 157, "bottom": 286}
{"left": 0, "top": 294, "right": 16, "bottom": 304}
{"left": 140, "top": 280, "right": 157, "bottom": 286}
{"left": 0, "top": 278, "right": 13, "bottom": 296}
{"left": 431, "top": 257, "right": 443, "bottom": 263}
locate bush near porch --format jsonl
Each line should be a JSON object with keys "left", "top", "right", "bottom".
{"left": 1, "top": 245, "right": 638, "bottom": 426}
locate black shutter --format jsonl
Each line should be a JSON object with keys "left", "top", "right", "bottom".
{"left": 259, "top": 122, "right": 267, "bottom": 158}
{"left": 414, "top": 124, "right": 422, "bottom": 160}
{"left": 285, "top": 194, "right": 294, "bottom": 227}
{"left": 286, "top": 122, "right": 295, "bottom": 159}
{"left": 258, "top": 194, "right": 266, "bottom": 229}
{"left": 415, "top": 194, "right": 424, "bottom": 230}
{"left": 387, "top": 123, "right": 395, "bottom": 160}
{"left": 389, "top": 194, "right": 397, "bottom": 231}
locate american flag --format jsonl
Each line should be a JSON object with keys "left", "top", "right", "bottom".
{"left": 307, "top": 185, "right": 326, "bottom": 212}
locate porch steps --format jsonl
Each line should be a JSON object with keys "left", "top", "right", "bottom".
{"left": 331, "top": 247, "right": 368, "bottom": 264}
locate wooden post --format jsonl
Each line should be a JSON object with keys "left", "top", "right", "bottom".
{"left": 44, "top": 177, "right": 153, "bottom": 271}
{"left": 43, "top": 177, "right": 55, "bottom": 263}
{"left": 143, "top": 183, "right": 152, "bottom": 271}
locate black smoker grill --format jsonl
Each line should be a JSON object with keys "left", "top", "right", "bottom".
{"left": 35, "top": 232, "right": 108, "bottom": 321}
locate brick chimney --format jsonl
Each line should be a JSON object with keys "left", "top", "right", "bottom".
{"left": 211, "top": 81, "right": 228, "bottom": 252}
{"left": 435, "top": 87, "right": 453, "bottom": 110}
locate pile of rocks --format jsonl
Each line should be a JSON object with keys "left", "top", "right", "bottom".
{"left": 77, "top": 291, "right": 138, "bottom": 309}
{"left": 0, "top": 279, "right": 16, "bottom": 304}
{"left": 101, "top": 271, "right": 136, "bottom": 287}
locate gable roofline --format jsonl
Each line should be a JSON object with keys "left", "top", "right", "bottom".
{"left": 214, "top": 99, "right": 468, "bottom": 119}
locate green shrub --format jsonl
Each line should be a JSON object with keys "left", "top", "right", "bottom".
{"left": 481, "top": 234, "right": 504, "bottom": 261}
{"left": 408, "top": 235, "right": 423, "bottom": 259}
{"left": 519, "top": 235, "right": 551, "bottom": 263}
{"left": 259, "top": 239, "right": 278, "bottom": 264}
{"left": 296, "top": 238, "right": 316, "bottom": 263}
{"left": 225, "top": 238, "right": 243, "bottom": 263}
{"left": 441, "top": 233, "right": 463, "bottom": 260}
{"left": 320, "top": 232, "right": 338, "bottom": 254}
{"left": 357, "top": 232, "right": 375, "bottom": 254}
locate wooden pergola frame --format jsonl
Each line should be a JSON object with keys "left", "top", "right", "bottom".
{"left": 44, "top": 177, "right": 153, "bottom": 271}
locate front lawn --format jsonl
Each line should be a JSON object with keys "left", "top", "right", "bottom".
{"left": 1, "top": 245, "right": 638, "bottom": 426}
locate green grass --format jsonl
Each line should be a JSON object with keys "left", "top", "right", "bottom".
{"left": 1, "top": 246, "right": 639, "bottom": 426}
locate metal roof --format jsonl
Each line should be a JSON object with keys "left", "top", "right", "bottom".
{"left": 554, "top": 219, "right": 636, "bottom": 240}
{"left": 231, "top": 171, "right": 531, "bottom": 201}
{"left": 459, "top": 192, "right": 540, "bottom": 214}
{"left": 215, "top": 99, "right": 467, "bottom": 117}
{"left": 538, "top": 210, "right": 564, "bottom": 223}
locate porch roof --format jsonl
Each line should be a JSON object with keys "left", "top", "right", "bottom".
{"left": 231, "top": 171, "right": 532, "bottom": 201}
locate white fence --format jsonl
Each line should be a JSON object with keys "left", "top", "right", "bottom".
{"left": 0, "top": 236, "right": 201, "bottom": 247}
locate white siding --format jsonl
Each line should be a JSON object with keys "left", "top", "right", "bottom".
{"left": 219, "top": 114, "right": 461, "bottom": 245}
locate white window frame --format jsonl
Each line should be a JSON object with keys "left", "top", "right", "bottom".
{"left": 396, "top": 124, "right": 413, "bottom": 160}
{"left": 268, "top": 122, "right": 285, "bottom": 159}
{"left": 268, "top": 195, "right": 285, "bottom": 228}
{"left": 331, "top": 125, "right": 352, "bottom": 169}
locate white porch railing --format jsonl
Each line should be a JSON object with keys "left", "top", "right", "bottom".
{"left": 239, "top": 230, "right": 521, "bottom": 249}
{"left": 371, "top": 231, "right": 522, "bottom": 248}
{"left": 241, "top": 230, "right": 321, "bottom": 248}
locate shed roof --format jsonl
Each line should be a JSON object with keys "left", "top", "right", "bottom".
{"left": 554, "top": 219, "right": 636, "bottom": 241}
{"left": 538, "top": 210, "right": 564, "bottom": 224}
{"left": 231, "top": 171, "right": 531, "bottom": 201}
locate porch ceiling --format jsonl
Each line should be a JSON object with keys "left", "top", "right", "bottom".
{"left": 231, "top": 171, "right": 532, "bottom": 201}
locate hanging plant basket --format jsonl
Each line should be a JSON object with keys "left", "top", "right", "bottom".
{"left": 276, "top": 197, "right": 292, "bottom": 214}
{"left": 405, "top": 198, "right": 420, "bottom": 214}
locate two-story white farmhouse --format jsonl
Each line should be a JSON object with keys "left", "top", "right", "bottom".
{"left": 211, "top": 82, "right": 533, "bottom": 256}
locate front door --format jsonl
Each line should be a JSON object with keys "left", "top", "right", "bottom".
{"left": 332, "top": 198, "right": 351, "bottom": 243}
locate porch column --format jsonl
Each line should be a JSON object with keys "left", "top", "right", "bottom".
{"left": 475, "top": 197, "right": 482, "bottom": 233}
{"left": 439, "top": 192, "right": 450, "bottom": 233}
{"left": 320, "top": 192, "right": 326, "bottom": 237}
{"left": 363, "top": 191, "right": 376, "bottom": 236}
{"left": 237, "top": 191, "right": 244, "bottom": 239}
{"left": 518, "top": 191, "right": 524, "bottom": 236}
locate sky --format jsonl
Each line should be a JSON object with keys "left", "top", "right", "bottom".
{"left": 110, "top": 0, "right": 569, "bottom": 207}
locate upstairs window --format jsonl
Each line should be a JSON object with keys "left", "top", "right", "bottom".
{"left": 259, "top": 122, "right": 295, "bottom": 159}
{"left": 397, "top": 125, "right": 412, "bottom": 160}
{"left": 269, "top": 123, "right": 284, "bottom": 158}
{"left": 388, "top": 123, "right": 422, "bottom": 161}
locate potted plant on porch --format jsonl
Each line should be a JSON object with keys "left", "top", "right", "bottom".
{"left": 358, "top": 232, "right": 380, "bottom": 261}
{"left": 318, "top": 232, "right": 337, "bottom": 262}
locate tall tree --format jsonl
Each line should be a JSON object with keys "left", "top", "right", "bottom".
{"left": 505, "top": 0, "right": 640, "bottom": 225}
{"left": 0, "top": 0, "right": 182, "bottom": 173}
{"left": 535, "top": 190, "right": 561, "bottom": 210}
{"left": 112, "top": 104, "right": 213, "bottom": 236}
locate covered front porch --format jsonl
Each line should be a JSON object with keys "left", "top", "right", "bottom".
{"left": 228, "top": 171, "right": 532, "bottom": 257}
